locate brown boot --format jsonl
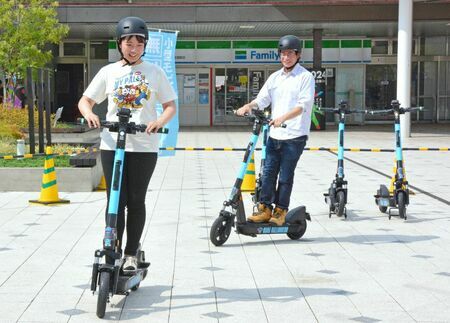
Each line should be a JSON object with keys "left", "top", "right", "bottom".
{"left": 269, "top": 207, "right": 287, "bottom": 226}
{"left": 247, "top": 204, "right": 272, "bottom": 223}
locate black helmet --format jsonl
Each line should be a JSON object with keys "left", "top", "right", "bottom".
{"left": 116, "top": 16, "right": 148, "bottom": 41}
{"left": 278, "top": 35, "right": 302, "bottom": 53}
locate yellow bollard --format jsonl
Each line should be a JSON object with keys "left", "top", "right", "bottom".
{"left": 29, "top": 146, "right": 70, "bottom": 205}
{"left": 241, "top": 153, "right": 256, "bottom": 192}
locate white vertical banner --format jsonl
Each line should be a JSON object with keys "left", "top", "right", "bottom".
{"left": 142, "top": 30, "right": 179, "bottom": 156}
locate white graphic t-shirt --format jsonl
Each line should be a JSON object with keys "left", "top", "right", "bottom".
{"left": 83, "top": 61, "right": 177, "bottom": 152}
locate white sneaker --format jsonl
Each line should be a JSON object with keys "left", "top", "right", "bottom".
{"left": 123, "top": 255, "right": 137, "bottom": 273}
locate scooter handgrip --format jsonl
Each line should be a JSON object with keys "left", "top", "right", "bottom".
{"left": 136, "top": 125, "right": 169, "bottom": 134}
{"left": 368, "top": 109, "right": 393, "bottom": 115}
{"left": 158, "top": 128, "right": 169, "bottom": 134}
{"left": 317, "top": 107, "right": 335, "bottom": 112}
{"left": 404, "top": 106, "right": 423, "bottom": 112}
{"left": 100, "top": 121, "right": 114, "bottom": 128}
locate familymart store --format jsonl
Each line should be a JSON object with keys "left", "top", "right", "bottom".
{"left": 175, "top": 39, "right": 371, "bottom": 126}
{"left": 109, "top": 39, "right": 371, "bottom": 126}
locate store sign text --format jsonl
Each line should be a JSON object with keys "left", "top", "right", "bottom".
{"left": 249, "top": 50, "right": 280, "bottom": 61}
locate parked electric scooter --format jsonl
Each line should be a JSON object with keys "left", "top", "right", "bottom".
{"left": 90, "top": 108, "right": 167, "bottom": 318}
{"left": 370, "top": 100, "right": 422, "bottom": 220}
{"left": 210, "top": 109, "right": 311, "bottom": 247}
{"left": 321, "top": 101, "right": 368, "bottom": 218}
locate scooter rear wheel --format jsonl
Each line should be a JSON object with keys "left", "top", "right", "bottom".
{"left": 96, "top": 271, "right": 110, "bottom": 318}
{"left": 210, "top": 215, "right": 232, "bottom": 246}
{"left": 398, "top": 191, "right": 406, "bottom": 219}
{"left": 336, "top": 191, "right": 345, "bottom": 217}
{"left": 286, "top": 219, "right": 307, "bottom": 240}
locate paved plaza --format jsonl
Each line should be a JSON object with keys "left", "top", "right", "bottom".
{"left": 0, "top": 124, "right": 449, "bottom": 323}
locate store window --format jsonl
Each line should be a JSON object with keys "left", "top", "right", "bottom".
{"left": 63, "top": 42, "right": 86, "bottom": 56}
{"left": 90, "top": 41, "right": 108, "bottom": 59}
{"left": 372, "top": 40, "right": 389, "bottom": 55}
{"left": 366, "top": 65, "right": 397, "bottom": 115}
{"left": 226, "top": 68, "right": 248, "bottom": 110}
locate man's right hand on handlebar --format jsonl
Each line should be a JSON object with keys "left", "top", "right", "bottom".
{"left": 235, "top": 103, "right": 254, "bottom": 116}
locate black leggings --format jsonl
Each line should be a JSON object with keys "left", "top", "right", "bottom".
{"left": 101, "top": 150, "right": 157, "bottom": 256}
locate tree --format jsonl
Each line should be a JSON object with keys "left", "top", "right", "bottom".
{"left": 0, "top": 0, "right": 68, "bottom": 107}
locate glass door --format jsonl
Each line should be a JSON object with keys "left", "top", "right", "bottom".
{"left": 177, "top": 68, "right": 211, "bottom": 126}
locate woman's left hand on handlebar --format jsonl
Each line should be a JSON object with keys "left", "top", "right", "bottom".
{"left": 145, "top": 119, "right": 164, "bottom": 134}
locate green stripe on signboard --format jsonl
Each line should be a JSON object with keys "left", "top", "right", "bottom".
{"left": 197, "top": 41, "right": 231, "bottom": 49}
{"left": 341, "top": 40, "right": 362, "bottom": 48}
{"left": 322, "top": 40, "right": 340, "bottom": 48}
{"left": 176, "top": 41, "right": 195, "bottom": 49}
{"left": 305, "top": 40, "right": 313, "bottom": 49}
{"left": 109, "top": 41, "right": 116, "bottom": 49}
{"left": 363, "top": 40, "right": 371, "bottom": 48}
{"left": 305, "top": 40, "right": 339, "bottom": 48}
{"left": 233, "top": 40, "right": 278, "bottom": 49}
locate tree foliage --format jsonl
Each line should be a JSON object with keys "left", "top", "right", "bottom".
{"left": 0, "top": 0, "right": 69, "bottom": 77}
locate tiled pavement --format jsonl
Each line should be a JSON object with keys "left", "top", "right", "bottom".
{"left": 0, "top": 124, "right": 449, "bottom": 322}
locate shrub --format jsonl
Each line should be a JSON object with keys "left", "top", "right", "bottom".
{"left": 0, "top": 104, "right": 60, "bottom": 139}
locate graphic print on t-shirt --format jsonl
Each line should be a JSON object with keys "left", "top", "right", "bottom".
{"left": 113, "top": 71, "right": 151, "bottom": 109}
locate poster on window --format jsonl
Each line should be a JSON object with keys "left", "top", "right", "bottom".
{"left": 249, "top": 71, "right": 265, "bottom": 100}
{"left": 198, "top": 73, "right": 209, "bottom": 105}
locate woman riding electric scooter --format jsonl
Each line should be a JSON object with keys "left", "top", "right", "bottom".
{"left": 78, "top": 16, "right": 177, "bottom": 317}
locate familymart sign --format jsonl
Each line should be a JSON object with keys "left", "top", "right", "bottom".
{"left": 110, "top": 39, "right": 371, "bottom": 64}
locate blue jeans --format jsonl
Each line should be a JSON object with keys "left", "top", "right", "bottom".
{"left": 260, "top": 135, "right": 307, "bottom": 210}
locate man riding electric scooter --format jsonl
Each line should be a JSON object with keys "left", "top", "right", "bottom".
{"left": 236, "top": 35, "right": 315, "bottom": 226}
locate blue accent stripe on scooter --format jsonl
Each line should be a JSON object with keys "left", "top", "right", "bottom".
{"left": 338, "top": 122, "right": 345, "bottom": 161}
{"left": 108, "top": 148, "right": 125, "bottom": 215}
{"left": 395, "top": 123, "right": 402, "bottom": 162}
{"left": 261, "top": 125, "right": 269, "bottom": 160}
{"left": 237, "top": 134, "right": 259, "bottom": 180}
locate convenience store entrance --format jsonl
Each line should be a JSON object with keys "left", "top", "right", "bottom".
{"left": 176, "top": 68, "right": 211, "bottom": 126}
{"left": 213, "top": 66, "right": 278, "bottom": 125}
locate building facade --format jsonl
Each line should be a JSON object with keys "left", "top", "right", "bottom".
{"left": 55, "top": 0, "right": 450, "bottom": 125}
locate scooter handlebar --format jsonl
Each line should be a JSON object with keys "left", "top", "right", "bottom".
{"left": 236, "top": 109, "right": 287, "bottom": 127}
{"left": 100, "top": 121, "right": 169, "bottom": 134}
{"left": 318, "top": 107, "right": 368, "bottom": 114}
{"left": 368, "top": 106, "right": 423, "bottom": 115}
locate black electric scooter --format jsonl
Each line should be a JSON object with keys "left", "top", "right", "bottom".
{"left": 370, "top": 100, "right": 422, "bottom": 220}
{"left": 321, "top": 101, "right": 368, "bottom": 218}
{"left": 90, "top": 108, "right": 167, "bottom": 318}
{"left": 210, "top": 109, "right": 311, "bottom": 247}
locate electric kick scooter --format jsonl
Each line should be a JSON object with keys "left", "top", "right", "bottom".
{"left": 210, "top": 109, "right": 311, "bottom": 247}
{"left": 370, "top": 100, "right": 422, "bottom": 220}
{"left": 321, "top": 101, "right": 368, "bottom": 218}
{"left": 90, "top": 108, "right": 167, "bottom": 318}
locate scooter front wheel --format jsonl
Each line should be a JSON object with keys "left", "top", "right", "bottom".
{"left": 336, "top": 191, "right": 346, "bottom": 217}
{"left": 287, "top": 219, "right": 307, "bottom": 240}
{"left": 96, "top": 271, "right": 110, "bottom": 318}
{"left": 398, "top": 191, "right": 406, "bottom": 219}
{"left": 210, "top": 215, "right": 232, "bottom": 246}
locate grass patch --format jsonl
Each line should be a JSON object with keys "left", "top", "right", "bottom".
{"left": 1, "top": 141, "right": 85, "bottom": 168}
{"left": 0, "top": 155, "right": 71, "bottom": 167}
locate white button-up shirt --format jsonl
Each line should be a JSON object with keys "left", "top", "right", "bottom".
{"left": 254, "top": 63, "right": 315, "bottom": 140}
